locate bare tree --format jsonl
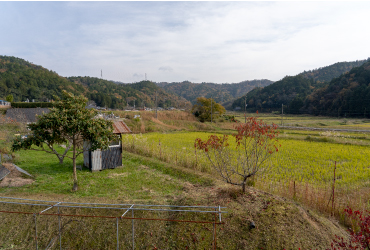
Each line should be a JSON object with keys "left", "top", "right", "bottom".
{"left": 195, "top": 116, "right": 280, "bottom": 192}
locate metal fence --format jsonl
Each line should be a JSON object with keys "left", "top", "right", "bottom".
{"left": 0, "top": 197, "right": 226, "bottom": 249}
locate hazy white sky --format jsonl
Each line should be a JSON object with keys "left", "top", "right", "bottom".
{"left": 1, "top": 1, "right": 369, "bottom": 83}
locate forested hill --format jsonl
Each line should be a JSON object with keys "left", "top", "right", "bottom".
{"left": 0, "top": 56, "right": 86, "bottom": 102}
{"left": 232, "top": 59, "right": 369, "bottom": 114}
{"left": 231, "top": 75, "right": 319, "bottom": 113}
{"left": 300, "top": 59, "right": 368, "bottom": 83}
{"left": 0, "top": 56, "right": 189, "bottom": 109}
{"left": 69, "top": 77, "right": 189, "bottom": 109}
{"left": 302, "top": 60, "right": 370, "bottom": 117}
{"left": 155, "top": 79, "right": 274, "bottom": 105}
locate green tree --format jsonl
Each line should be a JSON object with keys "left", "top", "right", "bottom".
{"left": 6, "top": 94, "right": 13, "bottom": 102}
{"left": 191, "top": 97, "right": 225, "bottom": 122}
{"left": 12, "top": 91, "right": 118, "bottom": 191}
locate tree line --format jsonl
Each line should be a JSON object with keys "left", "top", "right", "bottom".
{"left": 0, "top": 56, "right": 188, "bottom": 110}
{"left": 232, "top": 58, "right": 370, "bottom": 117}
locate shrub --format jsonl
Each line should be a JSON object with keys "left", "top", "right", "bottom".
{"left": 330, "top": 207, "right": 370, "bottom": 249}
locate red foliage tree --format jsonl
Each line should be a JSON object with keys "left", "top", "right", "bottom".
{"left": 331, "top": 208, "right": 370, "bottom": 250}
{"left": 195, "top": 116, "right": 279, "bottom": 192}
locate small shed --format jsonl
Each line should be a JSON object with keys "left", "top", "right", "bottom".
{"left": 83, "top": 121, "right": 132, "bottom": 172}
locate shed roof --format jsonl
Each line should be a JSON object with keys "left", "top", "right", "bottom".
{"left": 112, "top": 121, "right": 132, "bottom": 134}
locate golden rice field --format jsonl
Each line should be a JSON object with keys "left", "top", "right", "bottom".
{"left": 123, "top": 132, "right": 370, "bottom": 186}
{"left": 122, "top": 131, "right": 370, "bottom": 217}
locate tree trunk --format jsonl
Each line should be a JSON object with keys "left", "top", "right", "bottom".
{"left": 242, "top": 177, "right": 247, "bottom": 193}
{"left": 72, "top": 137, "right": 78, "bottom": 191}
{"left": 61, "top": 143, "right": 72, "bottom": 164}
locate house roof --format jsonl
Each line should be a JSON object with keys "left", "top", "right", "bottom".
{"left": 5, "top": 108, "right": 50, "bottom": 123}
{"left": 112, "top": 121, "right": 132, "bottom": 134}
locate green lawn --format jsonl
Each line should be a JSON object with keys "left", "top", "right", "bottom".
{"left": 1, "top": 146, "right": 212, "bottom": 203}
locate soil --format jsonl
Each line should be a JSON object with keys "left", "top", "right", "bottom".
{"left": 0, "top": 163, "right": 34, "bottom": 187}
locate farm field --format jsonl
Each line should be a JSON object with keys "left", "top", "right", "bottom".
{"left": 2, "top": 111, "right": 369, "bottom": 248}
{"left": 122, "top": 131, "right": 370, "bottom": 186}
{"left": 0, "top": 147, "right": 346, "bottom": 249}
{"left": 122, "top": 128, "right": 370, "bottom": 216}
{"left": 230, "top": 112, "right": 370, "bottom": 130}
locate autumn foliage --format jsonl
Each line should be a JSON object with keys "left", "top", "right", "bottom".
{"left": 195, "top": 116, "right": 279, "bottom": 192}
{"left": 331, "top": 208, "right": 370, "bottom": 250}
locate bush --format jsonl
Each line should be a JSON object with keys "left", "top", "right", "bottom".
{"left": 331, "top": 207, "right": 370, "bottom": 249}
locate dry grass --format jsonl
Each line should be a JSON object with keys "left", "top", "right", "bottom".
{"left": 0, "top": 163, "right": 34, "bottom": 187}
{"left": 256, "top": 179, "right": 370, "bottom": 226}
{"left": 113, "top": 110, "right": 197, "bottom": 122}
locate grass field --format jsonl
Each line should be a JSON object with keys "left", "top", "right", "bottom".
{"left": 1, "top": 146, "right": 347, "bottom": 249}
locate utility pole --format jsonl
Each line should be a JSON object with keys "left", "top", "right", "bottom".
{"left": 244, "top": 98, "right": 247, "bottom": 123}
{"left": 155, "top": 91, "right": 158, "bottom": 119}
{"left": 211, "top": 97, "right": 213, "bottom": 123}
{"left": 101, "top": 70, "right": 102, "bottom": 78}
{"left": 281, "top": 104, "right": 283, "bottom": 127}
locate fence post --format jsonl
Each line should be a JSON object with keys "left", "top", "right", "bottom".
{"left": 132, "top": 209, "right": 135, "bottom": 250}
{"left": 159, "top": 139, "right": 162, "bottom": 159}
{"left": 195, "top": 146, "right": 197, "bottom": 168}
{"left": 58, "top": 206, "right": 62, "bottom": 250}
{"left": 332, "top": 161, "right": 336, "bottom": 216}
{"left": 116, "top": 217, "right": 119, "bottom": 250}
{"left": 34, "top": 214, "right": 38, "bottom": 250}
{"left": 213, "top": 208, "right": 217, "bottom": 250}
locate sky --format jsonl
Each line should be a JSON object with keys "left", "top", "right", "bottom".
{"left": 1, "top": 1, "right": 370, "bottom": 84}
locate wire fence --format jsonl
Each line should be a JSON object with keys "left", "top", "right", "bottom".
{"left": 0, "top": 197, "right": 226, "bottom": 249}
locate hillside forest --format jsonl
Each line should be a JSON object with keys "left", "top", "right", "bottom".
{"left": 1, "top": 55, "right": 370, "bottom": 118}
{"left": 232, "top": 59, "right": 370, "bottom": 117}
{"left": 0, "top": 56, "right": 189, "bottom": 110}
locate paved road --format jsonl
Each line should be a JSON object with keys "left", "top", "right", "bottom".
{"left": 279, "top": 126, "right": 370, "bottom": 133}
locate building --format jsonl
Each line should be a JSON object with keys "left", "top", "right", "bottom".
{"left": 83, "top": 120, "right": 132, "bottom": 171}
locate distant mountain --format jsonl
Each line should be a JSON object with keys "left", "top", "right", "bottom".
{"left": 232, "top": 75, "right": 319, "bottom": 113}
{"left": 70, "top": 77, "right": 189, "bottom": 109}
{"left": 300, "top": 59, "right": 368, "bottom": 83}
{"left": 302, "top": 59, "right": 370, "bottom": 117}
{"left": 155, "top": 80, "right": 274, "bottom": 106}
{"left": 0, "top": 56, "right": 189, "bottom": 109}
{"left": 232, "top": 59, "right": 369, "bottom": 114}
